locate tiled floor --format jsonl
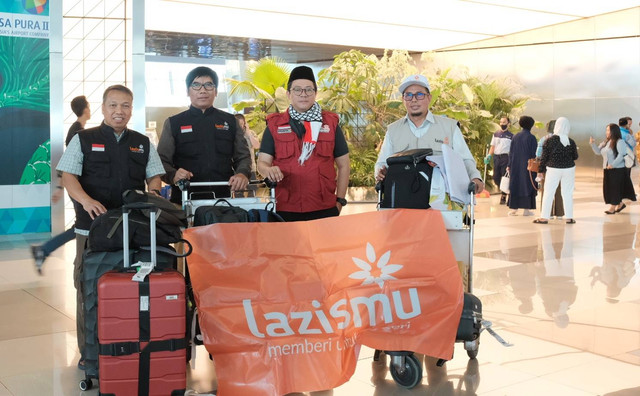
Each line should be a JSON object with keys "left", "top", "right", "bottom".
{"left": 1, "top": 176, "right": 640, "bottom": 395}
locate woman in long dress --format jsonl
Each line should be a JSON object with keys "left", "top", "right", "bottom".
{"left": 590, "top": 123, "right": 636, "bottom": 214}
{"left": 507, "top": 115, "right": 538, "bottom": 216}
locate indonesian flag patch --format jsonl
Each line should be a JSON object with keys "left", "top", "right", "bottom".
{"left": 91, "top": 144, "right": 105, "bottom": 152}
{"left": 181, "top": 125, "right": 193, "bottom": 133}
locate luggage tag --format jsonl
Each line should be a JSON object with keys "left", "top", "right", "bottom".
{"left": 131, "top": 261, "right": 154, "bottom": 282}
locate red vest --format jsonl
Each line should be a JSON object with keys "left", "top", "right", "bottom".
{"left": 267, "top": 111, "right": 339, "bottom": 213}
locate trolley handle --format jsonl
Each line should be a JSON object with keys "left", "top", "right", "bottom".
{"left": 176, "top": 178, "right": 277, "bottom": 191}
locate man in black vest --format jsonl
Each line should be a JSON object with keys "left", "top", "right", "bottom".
{"left": 157, "top": 66, "right": 251, "bottom": 203}
{"left": 56, "top": 85, "right": 165, "bottom": 368}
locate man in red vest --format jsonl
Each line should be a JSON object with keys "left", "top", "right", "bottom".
{"left": 257, "top": 66, "right": 350, "bottom": 221}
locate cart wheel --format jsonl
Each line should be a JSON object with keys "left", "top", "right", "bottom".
{"left": 465, "top": 339, "right": 479, "bottom": 359}
{"left": 79, "top": 379, "right": 93, "bottom": 391}
{"left": 389, "top": 354, "right": 422, "bottom": 389}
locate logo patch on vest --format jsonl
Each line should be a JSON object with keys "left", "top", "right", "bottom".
{"left": 91, "top": 144, "right": 105, "bottom": 152}
{"left": 319, "top": 125, "right": 330, "bottom": 133}
{"left": 277, "top": 126, "right": 292, "bottom": 134}
{"left": 181, "top": 125, "right": 193, "bottom": 133}
{"left": 130, "top": 144, "right": 145, "bottom": 154}
{"left": 215, "top": 122, "right": 230, "bottom": 130}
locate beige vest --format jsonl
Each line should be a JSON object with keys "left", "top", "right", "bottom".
{"left": 386, "top": 114, "right": 458, "bottom": 155}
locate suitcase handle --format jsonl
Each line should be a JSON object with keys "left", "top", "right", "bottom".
{"left": 122, "top": 204, "right": 158, "bottom": 268}
{"left": 122, "top": 202, "right": 156, "bottom": 211}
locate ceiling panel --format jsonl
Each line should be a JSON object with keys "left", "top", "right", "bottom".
{"left": 148, "top": 1, "right": 639, "bottom": 52}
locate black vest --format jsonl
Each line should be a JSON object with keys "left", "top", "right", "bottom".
{"left": 75, "top": 124, "right": 150, "bottom": 230}
{"left": 168, "top": 106, "right": 237, "bottom": 202}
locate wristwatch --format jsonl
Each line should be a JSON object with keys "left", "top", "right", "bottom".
{"left": 336, "top": 197, "right": 347, "bottom": 206}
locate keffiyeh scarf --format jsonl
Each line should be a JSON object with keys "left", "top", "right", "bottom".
{"left": 288, "top": 103, "right": 323, "bottom": 165}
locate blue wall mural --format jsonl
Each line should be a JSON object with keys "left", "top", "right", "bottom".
{"left": 0, "top": 0, "right": 51, "bottom": 234}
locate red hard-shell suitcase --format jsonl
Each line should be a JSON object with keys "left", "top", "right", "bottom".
{"left": 96, "top": 203, "right": 187, "bottom": 396}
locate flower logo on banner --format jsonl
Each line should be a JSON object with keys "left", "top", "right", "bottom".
{"left": 349, "top": 242, "right": 403, "bottom": 289}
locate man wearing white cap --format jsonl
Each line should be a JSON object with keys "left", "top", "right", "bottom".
{"left": 375, "top": 74, "right": 484, "bottom": 193}
{"left": 257, "top": 65, "right": 350, "bottom": 221}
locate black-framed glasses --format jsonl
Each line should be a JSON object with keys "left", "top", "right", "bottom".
{"left": 290, "top": 87, "right": 316, "bottom": 96}
{"left": 190, "top": 82, "right": 216, "bottom": 91}
{"left": 403, "top": 92, "right": 428, "bottom": 101}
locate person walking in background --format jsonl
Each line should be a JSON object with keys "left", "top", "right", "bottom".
{"left": 536, "top": 120, "right": 564, "bottom": 219}
{"left": 235, "top": 113, "right": 260, "bottom": 195}
{"left": 534, "top": 117, "right": 579, "bottom": 224}
{"left": 619, "top": 116, "right": 637, "bottom": 194}
{"left": 590, "top": 123, "right": 636, "bottom": 214}
{"left": 619, "top": 116, "right": 635, "bottom": 164}
{"left": 31, "top": 95, "right": 92, "bottom": 272}
{"left": 506, "top": 115, "right": 537, "bottom": 216}
{"left": 485, "top": 116, "right": 513, "bottom": 204}
{"left": 65, "top": 95, "right": 91, "bottom": 145}
{"left": 234, "top": 113, "right": 260, "bottom": 178}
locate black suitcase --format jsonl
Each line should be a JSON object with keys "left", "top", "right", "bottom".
{"left": 381, "top": 148, "right": 433, "bottom": 209}
{"left": 456, "top": 292, "right": 482, "bottom": 342}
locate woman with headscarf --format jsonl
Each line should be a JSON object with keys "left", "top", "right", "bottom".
{"left": 536, "top": 120, "right": 564, "bottom": 219}
{"left": 534, "top": 117, "right": 579, "bottom": 224}
{"left": 590, "top": 123, "right": 636, "bottom": 214}
{"left": 506, "top": 115, "right": 538, "bottom": 216}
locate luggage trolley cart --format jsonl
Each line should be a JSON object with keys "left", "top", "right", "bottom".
{"left": 373, "top": 148, "right": 482, "bottom": 389}
{"left": 177, "top": 179, "right": 277, "bottom": 226}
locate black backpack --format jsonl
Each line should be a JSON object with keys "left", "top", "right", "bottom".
{"left": 122, "top": 189, "right": 187, "bottom": 228}
{"left": 88, "top": 207, "right": 183, "bottom": 252}
{"left": 381, "top": 148, "right": 433, "bottom": 209}
{"left": 247, "top": 202, "right": 285, "bottom": 222}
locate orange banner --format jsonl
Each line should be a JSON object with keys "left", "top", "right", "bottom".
{"left": 184, "top": 209, "right": 464, "bottom": 395}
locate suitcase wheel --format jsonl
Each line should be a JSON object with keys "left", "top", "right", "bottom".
{"left": 79, "top": 378, "right": 93, "bottom": 391}
{"left": 389, "top": 354, "right": 422, "bottom": 389}
{"left": 465, "top": 339, "right": 479, "bottom": 359}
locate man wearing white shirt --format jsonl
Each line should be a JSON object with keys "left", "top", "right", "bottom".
{"left": 375, "top": 74, "right": 484, "bottom": 194}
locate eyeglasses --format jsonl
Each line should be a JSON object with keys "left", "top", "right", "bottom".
{"left": 403, "top": 92, "right": 428, "bottom": 101}
{"left": 290, "top": 87, "right": 316, "bottom": 96}
{"left": 190, "top": 82, "right": 216, "bottom": 91}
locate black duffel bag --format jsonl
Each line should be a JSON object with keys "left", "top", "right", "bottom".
{"left": 193, "top": 199, "right": 249, "bottom": 226}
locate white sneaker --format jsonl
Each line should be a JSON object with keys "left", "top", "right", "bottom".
{"left": 508, "top": 210, "right": 518, "bottom": 216}
{"left": 523, "top": 210, "right": 535, "bottom": 216}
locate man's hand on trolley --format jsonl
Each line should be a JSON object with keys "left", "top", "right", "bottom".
{"left": 173, "top": 168, "right": 194, "bottom": 184}
{"left": 262, "top": 166, "right": 284, "bottom": 183}
{"left": 471, "top": 178, "right": 485, "bottom": 194}
{"left": 228, "top": 173, "right": 249, "bottom": 191}
{"left": 375, "top": 166, "right": 387, "bottom": 183}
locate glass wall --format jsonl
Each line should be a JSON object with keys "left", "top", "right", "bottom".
{"left": 432, "top": 7, "right": 640, "bottom": 178}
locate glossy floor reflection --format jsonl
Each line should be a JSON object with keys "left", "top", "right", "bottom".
{"left": 1, "top": 177, "right": 640, "bottom": 395}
